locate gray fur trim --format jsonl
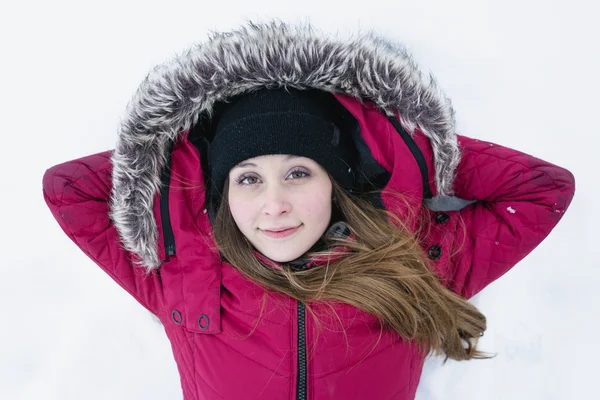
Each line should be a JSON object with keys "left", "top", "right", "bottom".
{"left": 109, "top": 19, "right": 462, "bottom": 272}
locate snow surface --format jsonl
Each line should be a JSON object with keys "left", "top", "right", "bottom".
{"left": 1, "top": 1, "right": 597, "bottom": 399}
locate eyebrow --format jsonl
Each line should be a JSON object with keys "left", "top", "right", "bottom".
{"left": 233, "top": 155, "right": 301, "bottom": 169}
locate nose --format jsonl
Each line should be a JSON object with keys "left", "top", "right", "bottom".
{"left": 261, "top": 183, "right": 291, "bottom": 216}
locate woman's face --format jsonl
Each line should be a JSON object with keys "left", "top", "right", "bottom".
{"left": 227, "top": 154, "right": 332, "bottom": 262}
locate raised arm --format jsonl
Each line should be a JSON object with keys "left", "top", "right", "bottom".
{"left": 442, "top": 135, "right": 575, "bottom": 299}
{"left": 42, "top": 151, "right": 161, "bottom": 313}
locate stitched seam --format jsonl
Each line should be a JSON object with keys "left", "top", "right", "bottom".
{"left": 68, "top": 165, "right": 112, "bottom": 193}
{"left": 313, "top": 338, "right": 403, "bottom": 379}
{"left": 177, "top": 332, "right": 196, "bottom": 396}
{"left": 463, "top": 147, "right": 569, "bottom": 191}
{"left": 209, "top": 333, "right": 288, "bottom": 377}
{"left": 57, "top": 203, "right": 155, "bottom": 312}
{"left": 223, "top": 304, "right": 287, "bottom": 326}
{"left": 385, "top": 380, "right": 409, "bottom": 400}
{"left": 193, "top": 366, "right": 227, "bottom": 399}
{"left": 182, "top": 266, "right": 200, "bottom": 399}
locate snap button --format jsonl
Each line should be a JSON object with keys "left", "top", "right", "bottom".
{"left": 435, "top": 213, "right": 450, "bottom": 224}
{"left": 428, "top": 245, "right": 442, "bottom": 260}
{"left": 198, "top": 314, "right": 210, "bottom": 331}
{"left": 171, "top": 309, "right": 182, "bottom": 325}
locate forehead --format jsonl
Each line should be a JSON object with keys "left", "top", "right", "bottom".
{"left": 234, "top": 154, "right": 307, "bottom": 168}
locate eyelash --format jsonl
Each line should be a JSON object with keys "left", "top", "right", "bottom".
{"left": 235, "top": 168, "right": 311, "bottom": 186}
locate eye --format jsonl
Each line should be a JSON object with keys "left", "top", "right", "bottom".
{"left": 287, "top": 168, "right": 310, "bottom": 180}
{"left": 236, "top": 174, "right": 261, "bottom": 186}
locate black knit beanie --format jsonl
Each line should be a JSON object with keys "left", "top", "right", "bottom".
{"left": 208, "top": 87, "right": 358, "bottom": 206}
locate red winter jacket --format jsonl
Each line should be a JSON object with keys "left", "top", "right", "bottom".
{"left": 42, "top": 21, "right": 575, "bottom": 400}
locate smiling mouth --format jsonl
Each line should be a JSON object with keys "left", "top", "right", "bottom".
{"left": 260, "top": 225, "right": 301, "bottom": 239}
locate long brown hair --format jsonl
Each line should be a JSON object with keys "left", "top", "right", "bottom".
{"left": 212, "top": 176, "right": 493, "bottom": 362}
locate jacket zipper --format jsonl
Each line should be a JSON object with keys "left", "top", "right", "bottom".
{"left": 297, "top": 300, "right": 307, "bottom": 400}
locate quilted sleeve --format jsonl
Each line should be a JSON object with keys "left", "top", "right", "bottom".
{"left": 444, "top": 135, "right": 575, "bottom": 299}
{"left": 42, "top": 151, "right": 160, "bottom": 314}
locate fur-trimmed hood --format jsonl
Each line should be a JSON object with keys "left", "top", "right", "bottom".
{"left": 109, "top": 20, "right": 461, "bottom": 270}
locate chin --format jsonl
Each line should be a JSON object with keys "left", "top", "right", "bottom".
{"left": 260, "top": 248, "right": 306, "bottom": 263}
{"left": 264, "top": 253, "right": 300, "bottom": 263}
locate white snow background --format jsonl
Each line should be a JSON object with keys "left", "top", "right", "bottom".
{"left": 1, "top": 0, "right": 597, "bottom": 399}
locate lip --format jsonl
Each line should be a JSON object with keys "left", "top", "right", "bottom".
{"left": 260, "top": 225, "right": 301, "bottom": 239}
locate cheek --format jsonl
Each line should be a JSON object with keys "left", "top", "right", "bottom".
{"left": 228, "top": 192, "right": 256, "bottom": 229}
{"left": 299, "top": 185, "right": 332, "bottom": 221}
{"left": 302, "top": 196, "right": 329, "bottom": 217}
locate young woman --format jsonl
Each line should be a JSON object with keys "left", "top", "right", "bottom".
{"left": 42, "top": 21, "right": 575, "bottom": 400}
